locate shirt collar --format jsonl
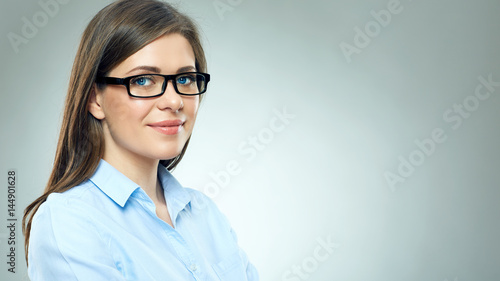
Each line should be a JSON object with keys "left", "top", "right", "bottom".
{"left": 157, "top": 164, "right": 192, "bottom": 219}
{"left": 89, "top": 159, "right": 192, "bottom": 216}
{"left": 89, "top": 159, "right": 140, "bottom": 207}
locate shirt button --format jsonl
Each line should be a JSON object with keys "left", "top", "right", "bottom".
{"left": 189, "top": 264, "right": 198, "bottom": 272}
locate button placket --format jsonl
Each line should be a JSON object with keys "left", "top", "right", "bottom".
{"left": 189, "top": 263, "right": 198, "bottom": 272}
{"left": 162, "top": 227, "right": 204, "bottom": 280}
{"left": 133, "top": 190, "right": 204, "bottom": 280}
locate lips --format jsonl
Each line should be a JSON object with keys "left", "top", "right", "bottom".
{"left": 148, "top": 119, "right": 185, "bottom": 135}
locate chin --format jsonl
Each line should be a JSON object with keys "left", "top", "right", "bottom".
{"left": 154, "top": 149, "right": 184, "bottom": 161}
{"left": 146, "top": 140, "right": 188, "bottom": 160}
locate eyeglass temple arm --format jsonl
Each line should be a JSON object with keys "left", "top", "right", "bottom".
{"left": 95, "top": 76, "right": 126, "bottom": 85}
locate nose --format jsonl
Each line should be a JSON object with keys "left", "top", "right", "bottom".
{"left": 156, "top": 80, "right": 183, "bottom": 112}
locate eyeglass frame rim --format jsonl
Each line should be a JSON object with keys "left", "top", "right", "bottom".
{"left": 95, "top": 71, "right": 211, "bottom": 98}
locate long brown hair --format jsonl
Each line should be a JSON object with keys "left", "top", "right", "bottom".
{"left": 22, "top": 0, "right": 207, "bottom": 264}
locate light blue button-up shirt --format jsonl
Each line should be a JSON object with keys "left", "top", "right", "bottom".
{"left": 28, "top": 159, "right": 259, "bottom": 281}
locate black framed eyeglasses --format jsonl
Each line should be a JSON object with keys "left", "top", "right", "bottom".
{"left": 95, "top": 72, "right": 210, "bottom": 98}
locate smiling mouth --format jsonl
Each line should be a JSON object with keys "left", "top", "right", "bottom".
{"left": 148, "top": 120, "right": 185, "bottom": 135}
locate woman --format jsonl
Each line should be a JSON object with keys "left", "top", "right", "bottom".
{"left": 22, "top": 0, "right": 258, "bottom": 280}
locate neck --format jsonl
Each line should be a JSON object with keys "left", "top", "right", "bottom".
{"left": 102, "top": 150, "right": 162, "bottom": 203}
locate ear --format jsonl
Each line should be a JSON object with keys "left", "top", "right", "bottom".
{"left": 88, "top": 84, "right": 106, "bottom": 120}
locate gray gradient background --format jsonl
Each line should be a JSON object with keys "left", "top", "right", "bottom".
{"left": 1, "top": 0, "right": 500, "bottom": 280}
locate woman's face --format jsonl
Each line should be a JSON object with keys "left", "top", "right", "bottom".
{"left": 89, "top": 33, "right": 200, "bottom": 164}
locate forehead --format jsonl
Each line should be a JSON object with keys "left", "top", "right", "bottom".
{"left": 109, "top": 33, "right": 196, "bottom": 76}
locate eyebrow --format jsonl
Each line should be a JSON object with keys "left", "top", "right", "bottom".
{"left": 126, "top": 65, "right": 161, "bottom": 75}
{"left": 177, "top": 66, "right": 197, "bottom": 73}
{"left": 126, "top": 65, "right": 197, "bottom": 75}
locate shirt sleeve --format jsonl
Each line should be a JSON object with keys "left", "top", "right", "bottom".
{"left": 193, "top": 190, "right": 260, "bottom": 281}
{"left": 28, "top": 196, "right": 126, "bottom": 281}
{"left": 186, "top": 188, "right": 260, "bottom": 281}
{"left": 229, "top": 227, "right": 260, "bottom": 281}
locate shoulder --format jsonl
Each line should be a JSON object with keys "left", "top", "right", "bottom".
{"left": 184, "top": 187, "right": 219, "bottom": 212}
{"left": 182, "top": 187, "right": 234, "bottom": 230}
{"left": 29, "top": 181, "right": 108, "bottom": 258}
{"left": 184, "top": 187, "right": 210, "bottom": 202}
{"left": 28, "top": 184, "right": 121, "bottom": 280}
{"left": 32, "top": 179, "right": 104, "bottom": 229}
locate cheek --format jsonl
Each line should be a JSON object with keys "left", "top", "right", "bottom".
{"left": 103, "top": 92, "right": 150, "bottom": 126}
{"left": 108, "top": 101, "right": 129, "bottom": 123}
{"left": 184, "top": 96, "right": 200, "bottom": 118}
